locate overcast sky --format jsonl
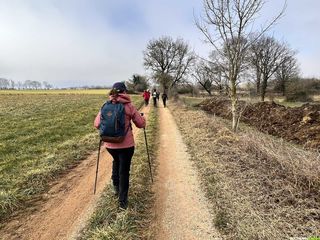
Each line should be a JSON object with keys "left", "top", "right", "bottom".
{"left": 0, "top": 0, "right": 319, "bottom": 88}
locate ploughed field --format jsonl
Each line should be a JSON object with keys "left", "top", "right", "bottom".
{"left": 0, "top": 91, "right": 141, "bottom": 221}
{"left": 198, "top": 97, "right": 320, "bottom": 149}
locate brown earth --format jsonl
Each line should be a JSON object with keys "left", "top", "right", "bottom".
{"left": 153, "top": 103, "right": 220, "bottom": 240}
{"left": 198, "top": 97, "right": 320, "bottom": 148}
{"left": 0, "top": 106, "right": 150, "bottom": 240}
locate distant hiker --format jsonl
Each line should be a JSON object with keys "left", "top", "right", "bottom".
{"left": 94, "top": 82, "right": 146, "bottom": 209}
{"left": 156, "top": 91, "right": 160, "bottom": 101}
{"left": 162, "top": 92, "right": 168, "bottom": 107}
{"left": 142, "top": 89, "right": 150, "bottom": 106}
{"left": 152, "top": 89, "right": 157, "bottom": 107}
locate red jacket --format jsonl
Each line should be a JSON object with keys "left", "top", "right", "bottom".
{"left": 94, "top": 93, "right": 146, "bottom": 149}
{"left": 143, "top": 91, "right": 150, "bottom": 100}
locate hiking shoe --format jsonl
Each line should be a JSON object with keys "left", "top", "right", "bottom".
{"left": 119, "top": 200, "right": 128, "bottom": 210}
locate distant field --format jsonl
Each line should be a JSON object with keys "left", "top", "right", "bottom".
{"left": 0, "top": 89, "right": 109, "bottom": 95}
{"left": 0, "top": 91, "right": 142, "bottom": 220}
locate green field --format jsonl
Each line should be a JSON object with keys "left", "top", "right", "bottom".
{"left": 0, "top": 91, "right": 142, "bottom": 220}
{"left": 0, "top": 89, "right": 110, "bottom": 95}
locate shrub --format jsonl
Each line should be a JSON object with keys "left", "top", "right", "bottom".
{"left": 286, "top": 90, "right": 312, "bottom": 102}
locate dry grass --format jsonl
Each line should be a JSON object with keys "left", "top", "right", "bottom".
{"left": 313, "top": 95, "right": 320, "bottom": 102}
{"left": 171, "top": 103, "right": 320, "bottom": 239}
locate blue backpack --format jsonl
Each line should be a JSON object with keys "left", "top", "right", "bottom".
{"left": 99, "top": 101, "right": 128, "bottom": 143}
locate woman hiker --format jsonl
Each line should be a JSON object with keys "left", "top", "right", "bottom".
{"left": 94, "top": 82, "right": 146, "bottom": 209}
{"left": 152, "top": 89, "right": 157, "bottom": 107}
{"left": 142, "top": 89, "right": 150, "bottom": 106}
{"left": 162, "top": 92, "right": 168, "bottom": 107}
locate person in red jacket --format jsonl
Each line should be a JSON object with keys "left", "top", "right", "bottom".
{"left": 142, "top": 89, "right": 150, "bottom": 106}
{"left": 94, "top": 82, "right": 146, "bottom": 209}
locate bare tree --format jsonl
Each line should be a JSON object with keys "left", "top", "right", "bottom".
{"left": 42, "top": 81, "right": 53, "bottom": 90}
{"left": 126, "top": 74, "right": 149, "bottom": 92}
{"left": 31, "top": 81, "right": 42, "bottom": 90}
{"left": 9, "top": 80, "right": 15, "bottom": 89}
{"left": 249, "top": 39, "right": 263, "bottom": 94}
{"left": 208, "top": 51, "right": 231, "bottom": 94}
{"left": 0, "top": 78, "right": 10, "bottom": 89}
{"left": 275, "top": 51, "right": 299, "bottom": 96}
{"left": 192, "top": 60, "right": 215, "bottom": 95}
{"left": 17, "top": 81, "right": 23, "bottom": 90}
{"left": 143, "top": 36, "right": 195, "bottom": 89}
{"left": 195, "top": 0, "right": 286, "bottom": 131}
{"left": 250, "top": 36, "right": 290, "bottom": 101}
{"left": 24, "top": 80, "right": 32, "bottom": 89}
{"left": 193, "top": 55, "right": 227, "bottom": 95}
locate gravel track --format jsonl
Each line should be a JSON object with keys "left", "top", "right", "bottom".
{"left": 153, "top": 104, "right": 220, "bottom": 240}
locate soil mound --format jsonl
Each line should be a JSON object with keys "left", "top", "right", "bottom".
{"left": 198, "top": 97, "right": 320, "bottom": 148}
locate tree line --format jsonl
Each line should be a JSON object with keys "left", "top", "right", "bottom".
{"left": 0, "top": 78, "right": 53, "bottom": 90}
{"left": 142, "top": 0, "right": 320, "bottom": 131}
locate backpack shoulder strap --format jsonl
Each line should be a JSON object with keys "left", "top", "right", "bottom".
{"left": 100, "top": 100, "right": 112, "bottom": 110}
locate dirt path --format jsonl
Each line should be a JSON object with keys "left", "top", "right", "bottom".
{"left": 154, "top": 104, "right": 220, "bottom": 240}
{"left": 0, "top": 105, "right": 149, "bottom": 240}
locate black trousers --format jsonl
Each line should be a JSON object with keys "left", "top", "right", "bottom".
{"left": 162, "top": 99, "right": 167, "bottom": 107}
{"left": 153, "top": 97, "right": 157, "bottom": 107}
{"left": 107, "top": 147, "right": 134, "bottom": 203}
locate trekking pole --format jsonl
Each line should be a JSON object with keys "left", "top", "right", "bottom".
{"left": 94, "top": 139, "right": 102, "bottom": 194}
{"left": 143, "top": 128, "right": 153, "bottom": 183}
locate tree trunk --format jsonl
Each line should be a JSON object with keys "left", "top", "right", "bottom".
{"left": 256, "top": 70, "right": 261, "bottom": 94}
{"left": 205, "top": 88, "right": 212, "bottom": 96}
{"left": 260, "top": 91, "right": 265, "bottom": 102}
{"left": 230, "top": 78, "right": 238, "bottom": 132}
{"left": 225, "top": 84, "right": 229, "bottom": 96}
{"left": 260, "top": 78, "right": 267, "bottom": 102}
{"left": 256, "top": 80, "right": 260, "bottom": 94}
{"left": 281, "top": 79, "right": 286, "bottom": 96}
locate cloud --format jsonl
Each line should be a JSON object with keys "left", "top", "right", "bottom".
{"left": 0, "top": 0, "right": 319, "bottom": 87}
{"left": 0, "top": 1, "right": 146, "bottom": 87}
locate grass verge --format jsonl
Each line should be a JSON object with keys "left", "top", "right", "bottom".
{"left": 171, "top": 102, "right": 320, "bottom": 239}
{"left": 179, "top": 96, "right": 208, "bottom": 108}
{"left": 80, "top": 106, "right": 158, "bottom": 240}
